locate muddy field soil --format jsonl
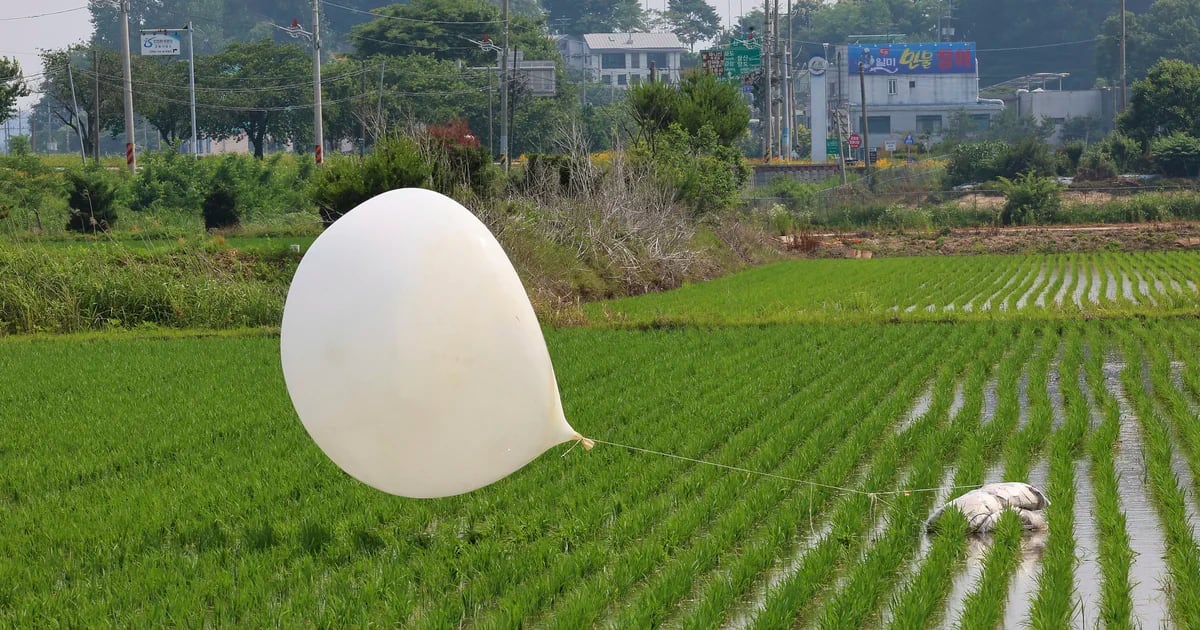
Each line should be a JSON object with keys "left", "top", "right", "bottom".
{"left": 789, "top": 222, "right": 1200, "bottom": 258}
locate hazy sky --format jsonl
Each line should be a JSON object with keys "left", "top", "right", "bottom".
{"left": 0, "top": 0, "right": 747, "bottom": 110}
{"left": 0, "top": 2, "right": 94, "bottom": 108}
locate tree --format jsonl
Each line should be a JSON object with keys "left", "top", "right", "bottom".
{"left": 543, "top": 0, "right": 645, "bottom": 37}
{"left": 628, "top": 80, "right": 678, "bottom": 146}
{"left": 664, "top": 0, "right": 722, "bottom": 51}
{"left": 1118, "top": 59, "right": 1200, "bottom": 145}
{"left": 133, "top": 58, "right": 194, "bottom": 144}
{"left": 675, "top": 73, "right": 750, "bottom": 145}
{"left": 349, "top": 0, "right": 557, "bottom": 65}
{"left": 38, "top": 46, "right": 125, "bottom": 160}
{"left": 196, "top": 40, "right": 313, "bottom": 159}
{"left": 0, "top": 57, "right": 29, "bottom": 126}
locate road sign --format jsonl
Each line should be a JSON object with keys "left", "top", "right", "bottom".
{"left": 904, "top": 133, "right": 915, "bottom": 145}
{"left": 701, "top": 50, "right": 725, "bottom": 76}
{"left": 140, "top": 32, "right": 181, "bottom": 56}
{"left": 741, "top": 85, "right": 753, "bottom": 94}
{"left": 885, "top": 140, "right": 896, "bottom": 151}
{"left": 848, "top": 133, "right": 862, "bottom": 149}
{"left": 825, "top": 138, "right": 840, "bottom": 155}
{"left": 724, "top": 43, "right": 762, "bottom": 79}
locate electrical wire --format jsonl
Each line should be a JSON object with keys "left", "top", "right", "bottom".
{"left": 0, "top": 6, "right": 88, "bottom": 21}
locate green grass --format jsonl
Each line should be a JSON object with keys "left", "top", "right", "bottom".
{"left": 6, "top": 251, "right": 1200, "bottom": 626}
{"left": 586, "top": 252, "right": 1200, "bottom": 326}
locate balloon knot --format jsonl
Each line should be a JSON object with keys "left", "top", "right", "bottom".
{"left": 573, "top": 433, "right": 595, "bottom": 451}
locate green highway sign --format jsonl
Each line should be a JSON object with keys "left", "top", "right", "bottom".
{"left": 723, "top": 43, "right": 762, "bottom": 79}
{"left": 826, "top": 138, "right": 840, "bottom": 155}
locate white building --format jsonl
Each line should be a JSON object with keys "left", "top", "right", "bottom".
{"left": 1014, "top": 88, "right": 1116, "bottom": 144}
{"left": 828, "top": 42, "right": 1004, "bottom": 151}
{"left": 558, "top": 33, "right": 686, "bottom": 87}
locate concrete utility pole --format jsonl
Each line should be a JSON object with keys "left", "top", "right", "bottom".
{"left": 762, "top": 0, "right": 771, "bottom": 161}
{"left": 94, "top": 48, "right": 101, "bottom": 165}
{"left": 786, "top": 0, "right": 793, "bottom": 160}
{"left": 1120, "top": 0, "right": 1127, "bottom": 112}
{"left": 120, "top": 0, "right": 136, "bottom": 171}
{"left": 859, "top": 61, "right": 870, "bottom": 183}
{"left": 313, "top": 0, "right": 324, "bottom": 164}
{"left": 500, "top": 0, "right": 510, "bottom": 172}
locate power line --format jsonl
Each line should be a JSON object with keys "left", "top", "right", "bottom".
{"left": 0, "top": 6, "right": 88, "bottom": 21}
{"left": 321, "top": 0, "right": 504, "bottom": 26}
{"left": 977, "top": 38, "right": 1099, "bottom": 53}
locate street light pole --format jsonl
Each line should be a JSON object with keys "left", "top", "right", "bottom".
{"left": 119, "top": 0, "right": 136, "bottom": 171}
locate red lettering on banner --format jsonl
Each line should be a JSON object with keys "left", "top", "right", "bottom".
{"left": 937, "top": 50, "right": 953, "bottom": 70}
{"left": 954, "top": 50, "right": 971, "bottom": 68}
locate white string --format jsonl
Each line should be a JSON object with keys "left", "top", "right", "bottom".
{"left": 579, "top": 436, "right": 986, "bottom": 498}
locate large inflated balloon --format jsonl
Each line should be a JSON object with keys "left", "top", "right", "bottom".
{"left": 280, "top": 188, "right": 588, "bottom": 498}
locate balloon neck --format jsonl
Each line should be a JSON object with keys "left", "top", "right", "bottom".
{"left": 572, "top": 432, "right": 595, "bottom": 451}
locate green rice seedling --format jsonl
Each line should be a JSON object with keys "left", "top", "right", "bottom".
{"left": 1114, "top": 329, "right": 1200, "bottom": 626}
{"left": 1028, "top": 328, "right": 1088, "bottom": 629}
{"left": 956, "top": 509, "right": 1026, "bottom": 630}
{"left": 1079, "top": 324, "right": 1136, "bottom": 628}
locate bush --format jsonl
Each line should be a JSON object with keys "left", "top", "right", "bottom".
{"left": 425, "top": 117, "right": 502, "bottom": 199}
{"left": 1075, "top": 148, "right": 1119, "bottom": 181}
{"left": 996, "top": 137, "right": 1057, "bottom": 180}
{"left": 994, "top": 171, "right": 1063, "bottom": 225}
{"left": 131, "top": 144, "right": 206, "bottom": 213}
{"left": 1057, "top": 141, "right": 1085, "bottom": 175}
{"left": 638, "top": 123, "right": 750, "bottom": 217}
{"left": 946, "top": 141, "right": 1009, "bottom": 185}
{"left": 65, "top": 167, "right": 123, "bottom": 232}
{"left": 307, "top": 134, "right": 432, "bottom": 227}
{"left": 203, "top": 186, "right": 239, "bottom": 230}
{"left": 1099, "top": 132, "right": 1144, "bottom": 173}
{"left": 1149, "top": 132, "right": 1200, "bottom": 177}
{"left": 760, "top": 176, "right": 817, "bottom": 212}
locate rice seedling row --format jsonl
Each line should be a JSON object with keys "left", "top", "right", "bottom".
{"left": 588, "top": 252, "right": 1200, "bottom": 325}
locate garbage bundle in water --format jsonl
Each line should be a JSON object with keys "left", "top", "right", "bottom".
{"left": 926, "top": 482, "right": 1050, "bottom": 534}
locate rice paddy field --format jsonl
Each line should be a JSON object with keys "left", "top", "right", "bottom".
{"left": 4, "top": 251, "right": 1200, "bottom": 628}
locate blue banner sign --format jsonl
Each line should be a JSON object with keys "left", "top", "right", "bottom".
{"left": 848, "top": 42, "right": 976, "bottom": 75}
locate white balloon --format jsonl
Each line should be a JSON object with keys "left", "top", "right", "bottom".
{"left": 280, "top": 188, "right": 586, "bottom": 498}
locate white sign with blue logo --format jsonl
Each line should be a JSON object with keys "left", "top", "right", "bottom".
{"left": 140, "top": 33, "right": 181, "bottom": 56}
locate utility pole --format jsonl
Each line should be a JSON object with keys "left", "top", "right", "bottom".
{"left": 762, "top": 0, "right": 772, "bottom": 161}
{"left": 1120, "top": 0, "right": 1127, "bottom": 112}
{"left": 500, "top": 0, "right": 510, "bottom": 171}
{"left": 66, "top": 60, "right": 86, "bottom": 166}
{"left": 312, "top": 0, "right": 324, "bottom": 164}
{"left": 94, "top": 48, "right": 101, "bottom": 165}
{"left": 120, "top": 0, "right": 136, "bottom": 171}
{"left": 187, "top": 23, "right": 197, "bottom": 159}
{"left": 859, "top": 61, "right": 870, "bottom": 184}
{"left": 786, "top": 0, "right": 793, "bottom": 160}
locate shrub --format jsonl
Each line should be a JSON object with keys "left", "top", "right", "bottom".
{"left": 1075, "top": 148, "right": 1118, "bottom": 181}
{"left": 65, "top": 167, "right": 122, "bottom": 232}
{"left": 760, "top": 175, "right": 817, "bottom": 212}
{"left": 1099, "top": 132, "right": 1144, "bottom": 173}
{"left": 202, "top": 185, "right": 239, "bottom": 230}
{"left": 994, "top": 171, "right": 1063, "bottom": 226}
{"left": 996, "top": 137, "right": 1057, "bottom": 180}
{"left": 1057, "top": 141, "right": 1085, "bottom": 175}
{"left": 1149, "top": 132, "right": 1200, "bottom": 177}
{"left": 946, "top": 141, "right": 1009, "bottom": 185}
{"left": 638, "top": 123, "right": 750, "bottom": 217}
{"left": 307, "top": 134, "right": 431, "bottom": 227}
{"left": 425, "top": 117, "right": 502, "bottom": 199}
{"left": 131, "top": 144, "right": 206, "bottom": 213}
